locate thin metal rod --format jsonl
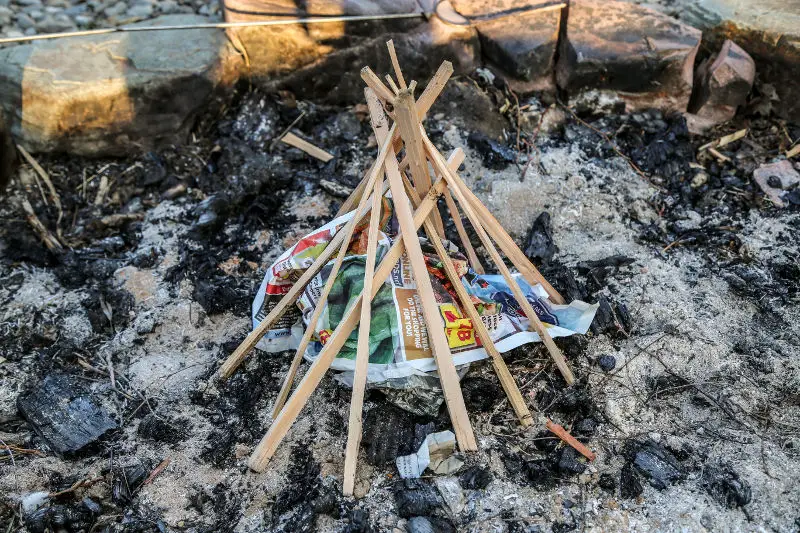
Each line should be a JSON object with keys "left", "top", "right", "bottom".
{"left": 0, "top": 12, "right": 424, "bottom": 45}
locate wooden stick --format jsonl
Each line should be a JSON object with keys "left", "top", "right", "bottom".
{"left": 425, "top": 137, "right": 576, "bottom": 385}
{"left": 442, "top": 186, "right": 484, "bottom": 274}
{"left": 416, "top": 61, "right": 453, "bottom": 121}
{"left": 343, "top": 109, "right": 389, "bottom": 496}
{"left": 17, "top": 144, "right": 63, "bottom": 236}
{"left": 546, "top": 419, "right": 596, "bottom": 461}
{"left": 336, "top": 61, "right": 453, "bottom": 218}
{"left": 271, "top": 172, "right": 380, "bottom": 418}
{"left": 385, "top": 74, "right": 400, "bottom": 95}
{"left": 248, "top": 154, "right": 465, "bottom": 472}
{"left": 343, "top": 90, "right": 391, "bottom": 495}
{"left": 280, "top": 132, "right": 334, "bottom": 162}
{"left": 19, "top": 197, "right": 62, "bottom": 250}
{"left": 386, "top": 39, "right": 407, "bottom": 90}
{"left": 360, "top": 67, "right": 396, "bottom": 104}
{"left": 382, "top": 109, "right": 476, "bottom": 451}
{"left": 341, "top": 175, "right": 382, "bottom": 494}
{"left": 394, "top": 89, "right": 445, "bottom": 236}
{"left": 219, "top": 124, "right": 396, "bottom": 379}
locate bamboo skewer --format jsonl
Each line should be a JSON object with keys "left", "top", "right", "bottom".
{"left": 280, "top": 132, "right": 334, "bottom": 162}
{"left": 386, "top": 39, "right": 408, "bottom": 90}
{"left": 343, "top": 172, "right": 385, "bottom": 495}
{"left": 424, "top": 136, "right": 576, "bottom": 386}
{"left": 384, "top": 90, "right": 476, "bottom": 451}
{"left": 343, "top": 88, "right": 392, "bottom": 494}
{"left": 441, "top": 180, "right": 484, "bottom": 274}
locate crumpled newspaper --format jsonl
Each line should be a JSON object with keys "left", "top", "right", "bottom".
{"left": 250, "top": 208, "right": 599, "bottom": 387}
{"left": 396, "top": 430, "right": 464, "bottom": 479}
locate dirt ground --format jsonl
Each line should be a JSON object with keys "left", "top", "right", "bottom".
{"left": 0, "top": 68, "right": 799, "bottom": 532}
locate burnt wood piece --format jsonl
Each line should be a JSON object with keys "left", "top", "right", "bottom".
{"left": 17, "top": 374, "right": 118, "bottom": 457}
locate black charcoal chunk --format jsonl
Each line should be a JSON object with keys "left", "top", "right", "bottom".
{"left": 459, "top": 465, "right": 493, "bottom": 490}
{"left": 629, "top": 441, "right": 684, "bottom": 490}
{"left": 525, "top": 212, "right": 558, "bottom": 264}
{"left": 17, "top": 374, "right": 117, "bottom": 457}
{"left": 702, "top": 465, "right": 752, "bottom": 509}
{"left": 394, "top": 480, "right": 442, "bottom": 518}
{"left": 620, "top": 462, "right": 643, "bottom": 499}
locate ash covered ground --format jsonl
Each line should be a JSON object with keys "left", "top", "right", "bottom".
{"left": 0, "top": 71, "right": 799, "bottom": 532}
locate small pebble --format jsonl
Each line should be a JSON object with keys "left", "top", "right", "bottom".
{"left": 598, "top": 354, "right": 616, "bottom": 372}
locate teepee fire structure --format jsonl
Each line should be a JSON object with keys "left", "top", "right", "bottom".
{"left": 217, "top": 42, "right": 595, "bottom": 495}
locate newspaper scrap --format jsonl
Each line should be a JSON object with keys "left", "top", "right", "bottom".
{"left": 251, "top": 208, "right": 599, "bottom": 385}
{"left": 396, "top": 430, "right": 463, "bottom": 479}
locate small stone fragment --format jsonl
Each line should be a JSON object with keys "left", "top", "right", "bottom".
{"left": 17, "top": 374, "right": 118, "bottom": 457}
{"left": 687, "top": 40, "right": 755, "bottom": 132}
{"left": 434, "top": 477, "right": 465, "bottom": 515}
{"left": 597, "top": 355, "right": 616, "bottom": 372}
{"left": 407, "top": 516, "right": 456, "bottom": 533}
{"left": 319, "top": 179, "right": 353, "bottom": 199}
{"left": 753, "top": 160, "right": 800, "bottom": 208}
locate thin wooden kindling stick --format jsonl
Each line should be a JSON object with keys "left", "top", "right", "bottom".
{"left": 423, "top": 135, "right": 576, "bottom": 385}
{"left": 343, "top": 91, "right": 390, "bottom": 495}
{"left": 383, "top": 98, "right": 476, "bottom": 451}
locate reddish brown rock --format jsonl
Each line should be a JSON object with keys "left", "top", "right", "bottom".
{"left": 450, "top": 0, "right": 562, "bottom": 91}
{"left": 683, "top": 0, "right": 800, "bottom": 123}
{"left": 687, "top": 39, "right": 755, "bottom": 133}
{"left": 557, "top": 0, "right": 702, "bottom": 112}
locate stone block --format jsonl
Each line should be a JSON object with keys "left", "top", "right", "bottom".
{"left": 557, "top": 0, "right": 702, "bottom": 112}
{"left": 451, "top": 0, "right": 561, "bottom": 92}
{"left": 0, "top": 15, "right": 243, "bottom": 156}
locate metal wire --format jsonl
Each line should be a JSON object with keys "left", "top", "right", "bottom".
{"left": 0, "top": 12, "right": 425, "bottom": 45}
